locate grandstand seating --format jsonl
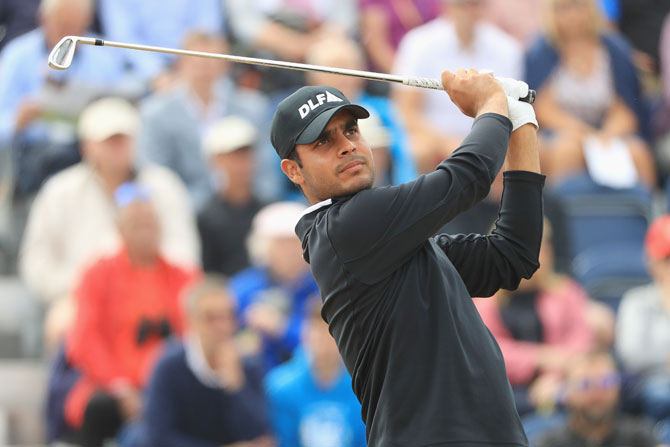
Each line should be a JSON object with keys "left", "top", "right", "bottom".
{"left": 554, "top": 173, "right": 652, "bottom": 310}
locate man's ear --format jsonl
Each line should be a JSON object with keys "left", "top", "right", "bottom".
{"left": 280, "top": 159, "right": 304, "bottom": 186}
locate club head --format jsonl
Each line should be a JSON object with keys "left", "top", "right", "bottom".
{"left": 48, "top": 36, "right": 98, "bottom": 70}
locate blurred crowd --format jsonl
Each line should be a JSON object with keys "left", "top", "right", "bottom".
{"left": 0, "top": 0, "right": 670, "bottom": 445}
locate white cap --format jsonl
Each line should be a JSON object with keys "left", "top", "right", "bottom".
{"left": 251, "top": 201, "right": 306, "bottom": 239}
{"left": 203, "top": 116, "right": 257, "bottom": 157}
{"left": 247, "top": 201, "right": 307, "bottom": 266}
{"left": 78, "top": 97, "right": 139, "bottom": 142}
{"left": 358, "top": 112, "right": 391, "bottom": 149}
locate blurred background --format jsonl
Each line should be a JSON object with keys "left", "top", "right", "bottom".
{"left": 0, "top": 0, "right": 669, "bottom": 445}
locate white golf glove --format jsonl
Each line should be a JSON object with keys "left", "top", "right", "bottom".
{"left": 507, "top": 96, "right": 538, "bottom": 131}
{"left": 495, "top": 76, "right": 530, "bottom": 101}
{"left": 481, "top": 70, "right": 538, "bottom": 130}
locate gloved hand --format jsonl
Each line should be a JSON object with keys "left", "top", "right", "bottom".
{"left": 479, "top": 70, "right": 537, "bottom": 130}
{"left": 495, "top": 76, "right": 529, "bottom": 101}
{"left": 507, "top": 95, "right": 538, "bottom": 131}
{"left": 479, "top": 71, "right": 530, "bottom": 101}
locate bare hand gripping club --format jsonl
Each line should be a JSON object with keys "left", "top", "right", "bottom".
{"left": 48, "top": 35, "right": 536, "bottom": 104}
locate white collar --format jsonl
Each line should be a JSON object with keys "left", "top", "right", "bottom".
{"left": 301, "top": 198, "right": 332, "bottom": 216}
{"left": 184, "top": 334, "right": 224, "bottom": 389}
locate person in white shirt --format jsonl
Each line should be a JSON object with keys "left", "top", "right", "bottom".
{"left": 19, "top": 97, "right": 200, "bottom": 348}
{"left": 616, "top": 214, "right": 670, "bottom": 427}
{"left": 393, "top": 0, "right": 522, "bottom": 173}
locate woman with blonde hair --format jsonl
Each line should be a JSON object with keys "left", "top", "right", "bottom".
{"left": 524, "top": 0, "right": 656, "bottom": 188}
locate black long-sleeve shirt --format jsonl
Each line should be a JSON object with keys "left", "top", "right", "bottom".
{"left": 295, "top": 113, "right": 545, "bottom": 447}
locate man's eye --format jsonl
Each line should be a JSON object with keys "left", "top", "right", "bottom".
{"left": 347, "top": 127, "right": 359, "bottom": 135}
{"left": 316, "top": 137, "right": 328, "bottom": 146}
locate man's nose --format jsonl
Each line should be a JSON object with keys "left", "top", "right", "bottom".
{"left": 338, "top": 135, "right": 357, "bottom": 157}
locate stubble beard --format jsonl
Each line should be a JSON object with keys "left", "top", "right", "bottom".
{"left": 305, "top": 163, "right": 376, "bottom": 201}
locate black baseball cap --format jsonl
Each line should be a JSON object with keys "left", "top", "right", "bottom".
{"left": 271, "top": 86, "right": 370, "bottom": 159}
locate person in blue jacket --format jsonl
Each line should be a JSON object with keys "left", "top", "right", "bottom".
{"left": 265, "top": 298, "right": 367, "bottom": 447}
{"left": 229, "top": 201, "right": 320, "bottom": 373}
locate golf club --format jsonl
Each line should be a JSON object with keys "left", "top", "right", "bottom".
{"left": 48, "top": 35, "right": 536, "bottom": 104}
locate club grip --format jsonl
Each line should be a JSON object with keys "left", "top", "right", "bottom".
{"left": 404, "top": 76, "right": 445, "bottom": 90}
{"left": 403, "top": 76, "right": 536, "bottom": 104}
{"left": 521, "top": 89, "right": 536, "bottom": 105}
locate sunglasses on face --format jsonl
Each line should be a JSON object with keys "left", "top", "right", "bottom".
{"left": 571, "top": 372, "right": 620, "bottom": 391}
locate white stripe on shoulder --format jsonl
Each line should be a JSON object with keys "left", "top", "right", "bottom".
{"left": 302, "top": 198, "right": 333, "bottom": 216}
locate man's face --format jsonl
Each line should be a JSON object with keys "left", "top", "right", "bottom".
{"left": 211, "top": 146, "right": 254, "bottom": 189}
{"left": 41, "top": 0, "right": 92, "bottom": 47}
{"left": 118, "top": 201, "right": 161, "bottom": 257}
{"left": 446, "top": 0, "right": 485, "bottom": 31}
{"left": 281, "top": 110, "right": 375, "bottom": 203}
{"left": 178, "top": 40, "right": 227, "bottom": 85}
{"left": 565, "top": 356, "right": 620, "bottom": 423}
{"left": 191, "top": 292, "right": 237, "bottom": 348}
{"left": 84, "top": 133, "right": 135, "bottom": 177}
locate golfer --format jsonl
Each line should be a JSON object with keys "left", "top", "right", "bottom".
{"left": 270, "top": 69, "right": 543, "bottom": 447}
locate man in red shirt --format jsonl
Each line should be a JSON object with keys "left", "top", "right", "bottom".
{"left": 64, "top": 182, "right": 198, "bottom": 447}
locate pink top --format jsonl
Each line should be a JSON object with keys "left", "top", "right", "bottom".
{"left": 474, "top": 278, "right": 594, "bottom": 385}
{"left": 359, "top": 0, "right": 440, "bottom": 49}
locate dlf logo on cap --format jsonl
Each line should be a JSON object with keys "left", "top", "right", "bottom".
{"left": 298, "top": 90, "right": 344, "bottom": 119}
{"left": 271, "top": 86, "right": 370, "bottom": 159}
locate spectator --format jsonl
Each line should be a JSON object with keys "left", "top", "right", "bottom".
{"left": 656, "top": 13, "right": 670, "bottom": 180}
{"left": 19, "top": 97, "right": 199, "bottom": 347}
{"left": 0, "top": 0, "right": 128, "bottom": 199}
{"left": 0, "top": 0, "right": 39, "bottom": 51}
{"left": 138, "top": 31, "right": 270, "bottom": 211}
{"left": 265, "top": 298, "right": 366, "bottom": 447}
{"left": 359, "top": 0, "right": 440, "bottom": 74}
{"left": 198, "top": 116, "right": 266, "bottom": 277}
{"left": 64, "top": 185, "right": 198, "bottom": 447}
{"left": 136, "top": 276, "right": 273, "bottom": 447}
{"left": 98, "top": 0, "right": 224, "bottom": 80}
{"left": 616, "top": 214, "right": 670, "bottom": 425}
{"left": 536, "top": 350, "right": 658, "bottom": 447}
{"left": 475, "top": 222, "right": 608, "bottom": 416}
{"left": 229, "top": 202, "right": 319, "bottom": 372}
{"left": 617, "top": 0, "right": 670, "bottom": 79}
{"left": 525, "top": 0, "right": 656, "bottom": 188}
{"left": 138, "top": 31, "right": 272, "bottom": 210}
{"left": 393, "top": 0, "right": 522, "bottom": 173}
{"left": 304, "top": 37, "right": 417, "bottom": 185}
{"left": 225, "top": 0, "right": 357, "bottom": 83}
